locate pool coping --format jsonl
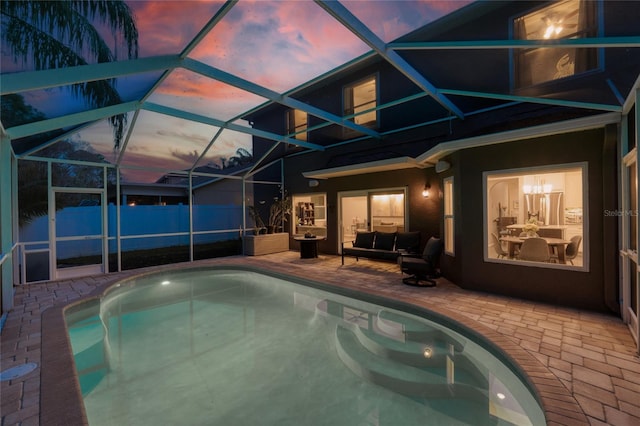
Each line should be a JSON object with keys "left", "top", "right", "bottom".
{"left": 40, "top": 261, "right": 588, "bottom": 425}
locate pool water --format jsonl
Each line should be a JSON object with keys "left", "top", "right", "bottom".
{"left": 66, "top": 268, "right": 545, "bottom": 426}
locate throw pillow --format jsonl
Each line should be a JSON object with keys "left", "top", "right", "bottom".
{"left": 374, "top": 232, "right": 396, "bottom": 251}
{"left": 353, "top": 231, "right": 375, "bottom": 249}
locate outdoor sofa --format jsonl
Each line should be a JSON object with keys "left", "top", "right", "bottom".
{"left": 341, "top": 231, "right": 421, "bottom": 265}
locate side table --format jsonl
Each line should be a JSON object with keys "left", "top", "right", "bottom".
{"left": 293, "top": 236, "right": 325, "bottom": 258}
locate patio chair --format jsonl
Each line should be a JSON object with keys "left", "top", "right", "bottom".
{"left": 398, "top": 237, "right": 443, "bottom": 287}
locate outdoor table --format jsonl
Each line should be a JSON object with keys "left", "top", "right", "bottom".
{"left": 293, "top": 236, "right": 325, "bottom": 259}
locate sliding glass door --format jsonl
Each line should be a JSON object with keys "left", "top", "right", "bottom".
{"left": 622, "top": 149, "right": 639, "bottom": 352}
{"left": 338, "top": 188, "right": 407, "bottom": 250}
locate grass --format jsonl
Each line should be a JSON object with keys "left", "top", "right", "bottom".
{"left": 56, "top": 239, "right": 243, "bottom": 272}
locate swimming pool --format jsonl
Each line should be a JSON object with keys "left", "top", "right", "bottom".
{"left": 66, "top": 267, "right": 546, "bottom": 425}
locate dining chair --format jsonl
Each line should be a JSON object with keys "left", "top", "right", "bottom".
{"left": 517, "top": 237, "right": 550, "bottom": 262}
{"left": 490, "top": 233, "right": 508, "bottom": 259}
{"left": 551, "top": 235, "right": 582, "bottom": 265}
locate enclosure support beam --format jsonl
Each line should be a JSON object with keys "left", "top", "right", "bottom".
{"left": 0, "top": 134, "right": 15, "bottom": 313}
{"left": 316, "top": 0, "right": 463, "bottom": 119}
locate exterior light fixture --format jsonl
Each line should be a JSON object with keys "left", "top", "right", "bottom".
{"left": 423, "top": 347, "right": 433, "bottom": 358}
{"left": 422, "top": 184, "right": 431, "bottom": 198}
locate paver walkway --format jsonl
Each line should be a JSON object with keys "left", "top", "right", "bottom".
{"left": 1, "top": 252, "right": 639, "bottom": 425}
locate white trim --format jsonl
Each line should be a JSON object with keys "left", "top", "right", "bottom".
{"left": 483, "top": 162, "right": 589, "bottom": 271}
{"left": 303, "top": 113, "right": 620, "bottom": 180}
{"left": 417, "top": 112, "right": 621, "bottom": 164}
{"left": 443, "top": 176, "right": 454, "bottom": 256}
{"left": 303, "top": 157, "right": 425, "bottom": 179}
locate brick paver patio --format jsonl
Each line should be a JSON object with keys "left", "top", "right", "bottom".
{"left": 1, "top": 251, "right": 639, "bottom": 425}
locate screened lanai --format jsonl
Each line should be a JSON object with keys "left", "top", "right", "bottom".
{"left": 2, "top": 0, "right": 640, "bottom": 314}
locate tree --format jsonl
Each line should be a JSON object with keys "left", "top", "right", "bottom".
{"left": 227, "top": 147, "right": 253, "bottom": 168}
{"left": 1, "top": 0, "right": 139, "bottom": 149}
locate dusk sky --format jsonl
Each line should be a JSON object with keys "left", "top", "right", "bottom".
{"left": 3, "top": 1, "right": 472, "bottom": 182}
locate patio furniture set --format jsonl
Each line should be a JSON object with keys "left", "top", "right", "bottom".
{"left": 341, "top": 231, "right": 443, "bottom": 287}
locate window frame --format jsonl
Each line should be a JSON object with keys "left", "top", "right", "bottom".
{"left": 291, "top": 193, "right": 327, "bottom": 237}
{"left": 443, "top": 177, "right": 454, "bottom": 256}
{"left": 511, "top": 0, "right": 600, "bottom": 90}
{"left": 483, "top": 162, "right": 588, "bottom": 271}
{"left": 342, "top": 74, "right": 378, "bottom": 135}
{"left": 286, "top": 108, "right": 308, "bottom": 142}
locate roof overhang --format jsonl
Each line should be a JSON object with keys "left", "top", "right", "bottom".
{"left": 417, "top": 111, "right": 622, "bottom": 165}
{"left": 302, "top": 156, "right": 426, "bottom": 179}
{"left": 301, "top": 111, "right": 622, "bottom": 179}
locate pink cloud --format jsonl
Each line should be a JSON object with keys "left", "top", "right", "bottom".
{"left": 421, "top": 0, "right": 474, "bottom": 15}
{"left": 149, "top": 68, "right": 267, "bottom": 119}
{"left": 183, "top": 0, "right": 470, "bottom": 92}
{"left": 188, "top": 1, "right": 370, "bottom": 92}
{"left": 130, "top": 1, "right": 226, "bottom": 57}
{"left": 342, "top": 0, "right": 472, "bottom": 42}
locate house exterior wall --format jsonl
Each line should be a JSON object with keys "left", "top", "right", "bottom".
{"left": 282, "top": 161, "right": 442, "bottom": 256}
{"left": 193, "top": 177, "right": 244, "bottom": 206}
{"left": 438, "top": 126, "right": 618, "bottom": 313}
{"left": 245, "top": 1, "right": 639, "bottom": 314}
{"left": 283, "top": 124, "right": 619, "bottom": 313}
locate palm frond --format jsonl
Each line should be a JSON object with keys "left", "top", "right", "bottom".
{"left": 1, "top": 0, "right": 137, "bottom": 148}
{"left": 1, "top": 0, "right": 137, "bottom": 66}
{"left": 73, "top": 0, "right": 138, "bottom": 58}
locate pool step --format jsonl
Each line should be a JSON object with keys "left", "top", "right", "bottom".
{"left": 315, "top": 299, "right": 488, "bottom": 396}
{"left": 355, "top": 324, "right": 488, "bottom": 388}
{"left": 314, "top": 300, "right": 464, "bottom": 353}
{"left": 354, "top": 326, "right": 447, "bottom": 368}
{"left": 335, "top": 323, "right": 488, "bottom": 400}
{"left": 376, "top": 310, "right": 465, "bottom": 352}
{"left": 68, "top": 318, "right": 109, "bottom": 396}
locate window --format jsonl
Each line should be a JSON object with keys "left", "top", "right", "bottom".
{"left": 286, "top": 109, "right": 307, "bottom": 142}
{"left": 344, "top": 75, "right": 377, "bottom": 129}
{"left": 485, "top": 164, "right": 586, "bottom": 269}
{"left": 443, "top": 177, "right": 454, "bottom": 255}
{"left": 513, "top": 0, "right": 597, "bottom": 88}
{"left": 292, "top": 193, "right": 326, "bottom": 237}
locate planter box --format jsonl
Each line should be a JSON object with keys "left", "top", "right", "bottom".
{"left": 244, "top": 233, "right": 290, "bottom": 256}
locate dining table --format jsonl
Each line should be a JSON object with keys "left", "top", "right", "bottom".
{"left": 499, "top": 236, "right": 571, "bottom": 264}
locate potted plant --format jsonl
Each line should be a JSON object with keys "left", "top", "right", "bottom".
{"left": 267, "top": 196, "right": 291, "bottom": 233}
{"left": 248, "top": 205, "right": 266, "bottom": 235}
{"left": 244, "top": 197, "right": 291, "bottom": 255}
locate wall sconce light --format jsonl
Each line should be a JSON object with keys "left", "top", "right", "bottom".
{"left": 422, "top": 184, "right": 431, "bottom": 198}
{"left": 308, "top": 179, "right": 319, "bottom": 188}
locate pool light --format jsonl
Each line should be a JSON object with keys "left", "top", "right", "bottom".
{"left": 161, "top": 280, "right": 171, "bottom": 286}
